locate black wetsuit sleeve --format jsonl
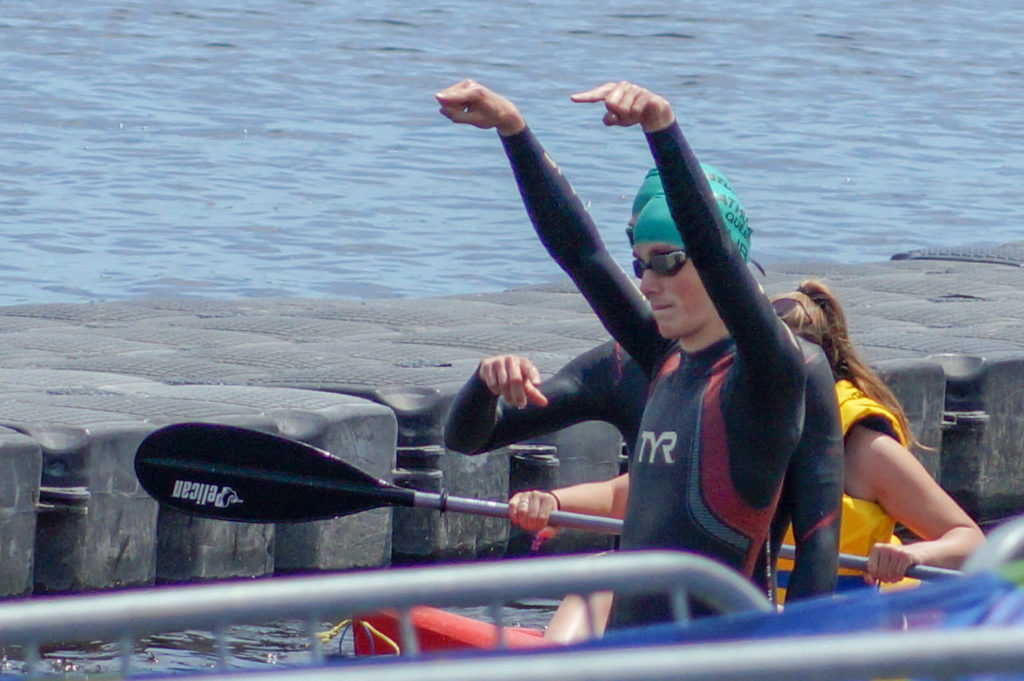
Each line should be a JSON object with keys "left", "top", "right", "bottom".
{"left": 442, "top": 342, "right": 648, "bottom": 454}
{"left": 645, "top": 123, "right": 804, "bottom": 400}
{"left": 500, "top": 129, "right": 668, "bottom": 377}
{"left": 646, "top": 123, "right": 807, "bottom": 505}
{"left": 778, "top": 343, "right": 843, "bottom": 601}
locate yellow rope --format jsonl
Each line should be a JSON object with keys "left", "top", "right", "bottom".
{"left": 360, "top": 620, "right": 401, "bottom": 654}
{"left": 316, "top": 619, "right": 351, "bottom": 645}
{"left": 316, "top": 618, "right": 401, "bottom": 655}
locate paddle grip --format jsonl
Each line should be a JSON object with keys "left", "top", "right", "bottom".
{"left": 776, "top": 544, "right": 960, "bottom": 580}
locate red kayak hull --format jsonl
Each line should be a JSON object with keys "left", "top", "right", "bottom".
{"left": 353, "top": 606, "right": 552, "bottom": 655}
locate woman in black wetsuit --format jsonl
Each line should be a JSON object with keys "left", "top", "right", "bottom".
{"left": 436, "top": 79, "right": 813, "bottom": 629}
{"left": 441, "top": 248, "right": 843, "bottom": 611}
{"left": 446, "top": 335, "right": 842, "bottom": 639}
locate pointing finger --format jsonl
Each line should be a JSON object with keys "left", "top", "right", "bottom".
{"left": 569, "top": 82, "right": 618, "bottom": 103}
{"left": 525, "top": 381, "right": 549, "bottom": 407}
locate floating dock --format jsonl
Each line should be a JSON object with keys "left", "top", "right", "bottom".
{"left": 3, "top": 243, "right": 1024, "bottom": 597}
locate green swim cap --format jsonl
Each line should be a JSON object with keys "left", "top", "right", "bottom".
{"left": 698, "top": 163, "right": 734, "bottom": 194}
{"left": 630, "top": 163, "right": 734, "bottom": 217}
{"left": 631, "top": 168, "right": 665, "bottom": 217}
{"left": 630, "top": 169, "right": 751, "bottom": 262}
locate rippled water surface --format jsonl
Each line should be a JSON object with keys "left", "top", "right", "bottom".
{"left": 3, "top": 1, "right": 1023, "bottom": 306}
{"left": 1, "top": 1, "right": 1021, "bottom": 670}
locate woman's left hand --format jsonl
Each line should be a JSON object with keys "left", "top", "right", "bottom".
{"left": 570, "top": 81, "right": 674, "bottom": 132}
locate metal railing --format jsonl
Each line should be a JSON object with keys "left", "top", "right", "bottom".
{"left": 0, "top": 550, "right": 769, "bottom": 677}
{"left": 6, "top": 514, "right": 1024, "bottom": 680}
{"left": 149, "top": 626, "right": 1024, "bottom": 681}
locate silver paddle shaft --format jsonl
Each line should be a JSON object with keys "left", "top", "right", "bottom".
{"left": 411, "top": 490, "right": 624, "bottom": 534}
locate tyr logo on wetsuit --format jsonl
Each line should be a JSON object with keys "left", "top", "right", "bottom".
{"left": 636, "top": 431, "right": 678, "bottom": 463}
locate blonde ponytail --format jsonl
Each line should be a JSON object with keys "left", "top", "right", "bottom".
{"left": 773, "top": 280, "right": 920, "bottom": 451}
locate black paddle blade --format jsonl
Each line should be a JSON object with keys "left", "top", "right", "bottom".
{"left": 135, "top": 422, "right": 412, "bottom": 523}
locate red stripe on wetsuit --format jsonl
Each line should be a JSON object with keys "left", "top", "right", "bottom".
{"left": 699, "top": 353, "right": 782, "bottom": 576}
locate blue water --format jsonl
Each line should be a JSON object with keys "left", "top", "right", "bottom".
{"left": 1, "top": 3, "right": 1021, "bottom": 670}
{"left": 2, "top": 2, "right": 1023, "bottom": 307}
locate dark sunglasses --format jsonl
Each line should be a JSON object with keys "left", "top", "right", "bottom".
{"left": 632, "top": 250, "right": 688, "bottom": 278}
{"left": 772, "top": 297, "right": 808, "bottom": 318}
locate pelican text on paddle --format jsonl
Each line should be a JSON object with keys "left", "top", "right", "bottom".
{"left": 171, "top": 480, "right": 243, "bottom": 508}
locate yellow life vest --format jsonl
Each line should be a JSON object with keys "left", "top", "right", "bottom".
{"left": 777, "top": 380, "right": 917, "bottom": 601}
{"left": 835, "top": 379, "right": 909, "bottom": 447}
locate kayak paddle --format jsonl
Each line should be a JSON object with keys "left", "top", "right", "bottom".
{"left": 134, "top": 422, "right": 622, "bottom": 533}
{"left": 134, "top": 422, "right": 960, "bottom": 580}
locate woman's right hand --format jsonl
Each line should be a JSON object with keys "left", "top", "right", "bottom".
{"left": 477, "top": 354, "right": 549, "bottom": 408}
{"left": 435, "top": 79, "right": 527, "bottom": 136}
{"left": 864, "top": 542, "right": 918, "bottom": 585}
{"left": 509, "top": 489, "right": 560, "bottom": 532}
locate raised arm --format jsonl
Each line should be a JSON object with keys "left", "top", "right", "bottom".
{"left": 571, "top": 81, "right": 806, "bottom": 493}
{"left": 571, "top": 81, "right": 803, "bottom": 392}
{"left": 436, "top": 80, "right": 666, "bottom": 375}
